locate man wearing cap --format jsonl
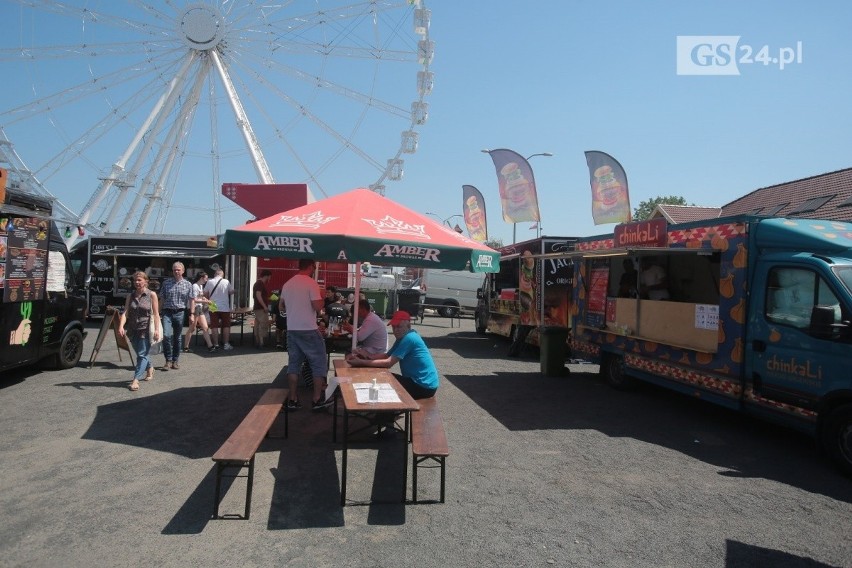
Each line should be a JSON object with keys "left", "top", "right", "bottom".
{"left": 345, "top": 310, "right": 438, "bottom": 399}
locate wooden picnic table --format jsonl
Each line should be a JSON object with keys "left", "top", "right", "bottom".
{"left": 333, "top": 359, "right": 420, "bottom": 506}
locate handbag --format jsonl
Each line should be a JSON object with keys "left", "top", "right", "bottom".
{"left": 149, "top": 316, "right": 163, "bottom": 355}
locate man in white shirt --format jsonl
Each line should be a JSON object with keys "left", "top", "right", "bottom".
{"left": 278, "top": 259, "right": 330, "bottom": 411}
{"left": 204, "top": 268, "right": 236, "bottom": 349}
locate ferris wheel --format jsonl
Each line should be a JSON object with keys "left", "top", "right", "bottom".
{"left": 0, "top": 0, "right": 433, "bottom": 240}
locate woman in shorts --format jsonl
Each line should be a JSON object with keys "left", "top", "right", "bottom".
{"left": 183, "top": 271, "right": 216, "bottom": 352}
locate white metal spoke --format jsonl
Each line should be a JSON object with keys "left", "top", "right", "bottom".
{"left": 1, "top": 1, "right": 432, "bottom": 239}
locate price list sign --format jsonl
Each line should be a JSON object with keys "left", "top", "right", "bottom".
{"left": 2, "top": 217, "right": 48, "bottom": 303}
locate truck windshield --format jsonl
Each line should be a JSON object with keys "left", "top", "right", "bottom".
{"left": 832, "top": 265, "right": 852, "bottom": 295}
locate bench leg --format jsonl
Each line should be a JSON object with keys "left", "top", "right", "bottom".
{"left": 212, "top": 457, "right": 255, "bottom": 520}
{"left": 245, "top": 455, "right": 255, "bottom": 519}
{"left": 439, "top": 456, "right": 446, "bottom": 503}
{"left": 412, "top": 453, "right": 418, "bottom": 503}
{"left": 412, "top": 455, "right": 445, "bottom": 504}
{"left": 213, "top": 463, "right": 224, "bottom": 519}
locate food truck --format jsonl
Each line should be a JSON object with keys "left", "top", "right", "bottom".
{"left": 568, "top": 216, "right": 852, "bottom": 474}
{"left": 1, "top": 184, "right": 88, "bottom": 372}
{"left": 71, "top": 234, "right": 231, "bottom": 319}
{"left": 475, "top": 237, "right": 577, "bottom": 352}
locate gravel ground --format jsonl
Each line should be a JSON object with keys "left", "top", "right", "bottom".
{"left": 0, "top": 316, "right": 850, "bottom": 568}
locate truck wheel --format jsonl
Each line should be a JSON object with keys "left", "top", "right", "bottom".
{"left": 601, "top": 353, "right": 635, "bottom": 390}
{"left": 57, "top": 328, "right": 84, "bottom": 369}
{"left": 475, "top": 310, "right": 487, "bottom": 335}
{"left": 439, "top": 303, "right": 458, "bottom": 318}
{"left": 822, "top": 403, "right": 852, "bottom": 476}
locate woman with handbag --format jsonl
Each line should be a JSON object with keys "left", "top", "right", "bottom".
{"left": 183, "top": 271, "right": 216, "bottom": 353}
{"left": 118, "top": 271, "right": 161, "bottom": 392}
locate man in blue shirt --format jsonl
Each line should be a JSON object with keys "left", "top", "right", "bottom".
{"left": 345, "top": 310, "right": 438, "bottom": 399}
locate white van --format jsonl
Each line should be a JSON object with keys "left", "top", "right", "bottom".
{"left": 422, "top": 269, "right": 484, "bottom": 317}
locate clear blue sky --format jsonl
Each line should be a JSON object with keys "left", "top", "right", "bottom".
{"left": 1, "top": 1, "right": 850, "bottom": 247}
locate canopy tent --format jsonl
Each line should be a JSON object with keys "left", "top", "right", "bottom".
{"left": 223, "top": 188, "right": 500, "bottom": 349}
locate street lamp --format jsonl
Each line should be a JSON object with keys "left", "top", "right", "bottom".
{"left": 480, "top": 149, "right": 553, "bottom": 242}
{"left": 426, "top": 212, "right": 464, "bottom": 233}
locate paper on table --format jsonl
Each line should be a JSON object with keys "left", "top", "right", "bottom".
{"left": 353, "top": 382, "right": 401, "bottom": 404}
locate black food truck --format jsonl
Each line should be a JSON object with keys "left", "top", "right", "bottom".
{"left": 0, "top": 183, "right": 88, "bottom": 372}
{"left": 70, "top": 233, "right": 230, "bottom": 319}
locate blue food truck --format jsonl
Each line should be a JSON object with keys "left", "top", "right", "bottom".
{"left": 569, "top": 216, "right": 852, "bottom": 474}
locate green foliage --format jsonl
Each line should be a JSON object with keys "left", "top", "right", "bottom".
{"left": 485, "top": 238, "right": 503, "bottom": 250}
{"left": 633, "top": 196, "right": 690, "bottom": 221}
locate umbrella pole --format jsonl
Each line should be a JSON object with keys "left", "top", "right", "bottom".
{"left": 350, "top": 263, "right": 361, "bottom": 352}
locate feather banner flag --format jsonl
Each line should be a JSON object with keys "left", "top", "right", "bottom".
{"left": 485, "top": 149, "right": 541, "bottom": 223}
{"left": 584, "top": 151, "right": 631, "bottom": 225}
{"left": 462, "top": 185, "right": 488, "bottom": 242}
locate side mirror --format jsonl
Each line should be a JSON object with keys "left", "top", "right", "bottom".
{"left": 809, "top": 305, "right": 846, "bottom": 338}
{"left": 476, "top": 288, "right": 483, "bottom": 300}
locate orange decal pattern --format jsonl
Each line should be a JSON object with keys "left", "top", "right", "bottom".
{"left": 743, "top": 387, "right": 817, "bottom": 421}
{"left": 626, "top": 354, "right": 742, "bottom": 396}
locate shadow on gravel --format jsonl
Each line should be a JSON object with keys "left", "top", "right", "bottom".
{"left": 726, "top": 539, "right": 841, "bottom": 568}
{"left": 446, "top": 371, "right": 852, "bottom": 503}
{"left": 78, "top": 377, "right": 406, "bottom": 532}
{"left": 419, "top": 331, "right": 496, "bottom": 356}
{"left": 80, "top": 383, "right": 275, "bottom": 459}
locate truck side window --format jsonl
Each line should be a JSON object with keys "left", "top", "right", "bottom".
{"left": 766, "top": 268, "right": 840, "bottom": 329}
{"left": 46, "top": 247, "right": 70, "bottom": 293}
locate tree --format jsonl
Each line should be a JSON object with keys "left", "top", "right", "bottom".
{"left": 485, "top": 237, "right": 503, "bottom": 250}
{"left": 633, "top": 196, "right": 691, "bottom": 221}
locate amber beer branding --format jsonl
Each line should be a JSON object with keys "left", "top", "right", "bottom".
{"left": 614, "top": 219, "right": 668, "bottom": 248}
{"left": 254, "top": 235, "right": 314, "bottom": 252}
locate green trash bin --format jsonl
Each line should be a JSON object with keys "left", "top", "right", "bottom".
{"left": 539, "top": 326, "right": 569, "bottom": 377}
{"left": 363, "top": 290, "right": 389, "bottom": 319}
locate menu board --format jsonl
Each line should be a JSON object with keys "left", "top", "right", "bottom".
{"left": 1, "top": 216, "right": 49, "bottom": 302}
{"left": 587, "top": 266, "right": 610, "bottom": 314}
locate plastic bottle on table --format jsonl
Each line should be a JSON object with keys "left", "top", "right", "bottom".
{"left": 369, "top": 378, "right": 379, "bottom": 402}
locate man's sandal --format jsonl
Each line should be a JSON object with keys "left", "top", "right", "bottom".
{"left": 129, "top": 380, "right": 140, "bottom": 391}
{"left": 143, "top": 368, "right": 154, "bottom": 381}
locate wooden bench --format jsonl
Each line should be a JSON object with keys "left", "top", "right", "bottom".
{"left": 411, "top": 395, "right": 449, "bottom": 503}
{"left": 211, "top": 387, "right": 288, "bottom": 519}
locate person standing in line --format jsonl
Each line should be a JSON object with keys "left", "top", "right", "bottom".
{"left": 118, "top": 271, "right": 160, "bottom": 391}
{"left": 278, "top": 259, "right": 330, "bottom": 411}
{"left": 343, "top": 298, "right": 388, "bottom": 356}
{"left": 183, "top": 271, "right": 216, "bottom": 353}
{"left": 346, "top": 310, "right": 439, "bottom": 399}
{"left": 253, "top": 269, "right": 273, "bottom": 349}
{"left": 205, "top": 268, "right": 236, "bottom": 350}
{"left": 159, "top": 261, "right": 194, "bottom": 370}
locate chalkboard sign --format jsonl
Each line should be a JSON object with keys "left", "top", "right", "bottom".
{"left": 88, "top": 306, "right": 134, "bottom": 368}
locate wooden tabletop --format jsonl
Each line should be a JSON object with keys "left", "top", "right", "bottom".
{"left": 332, "top": 358, "right": 396, "bottom": 381}
{"left": 337, "top": 374, "right": 419, "bottom": 413}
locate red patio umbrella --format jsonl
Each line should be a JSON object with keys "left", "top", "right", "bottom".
{"left": 223, "top": 188, "right": 500, "bottom": 348}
